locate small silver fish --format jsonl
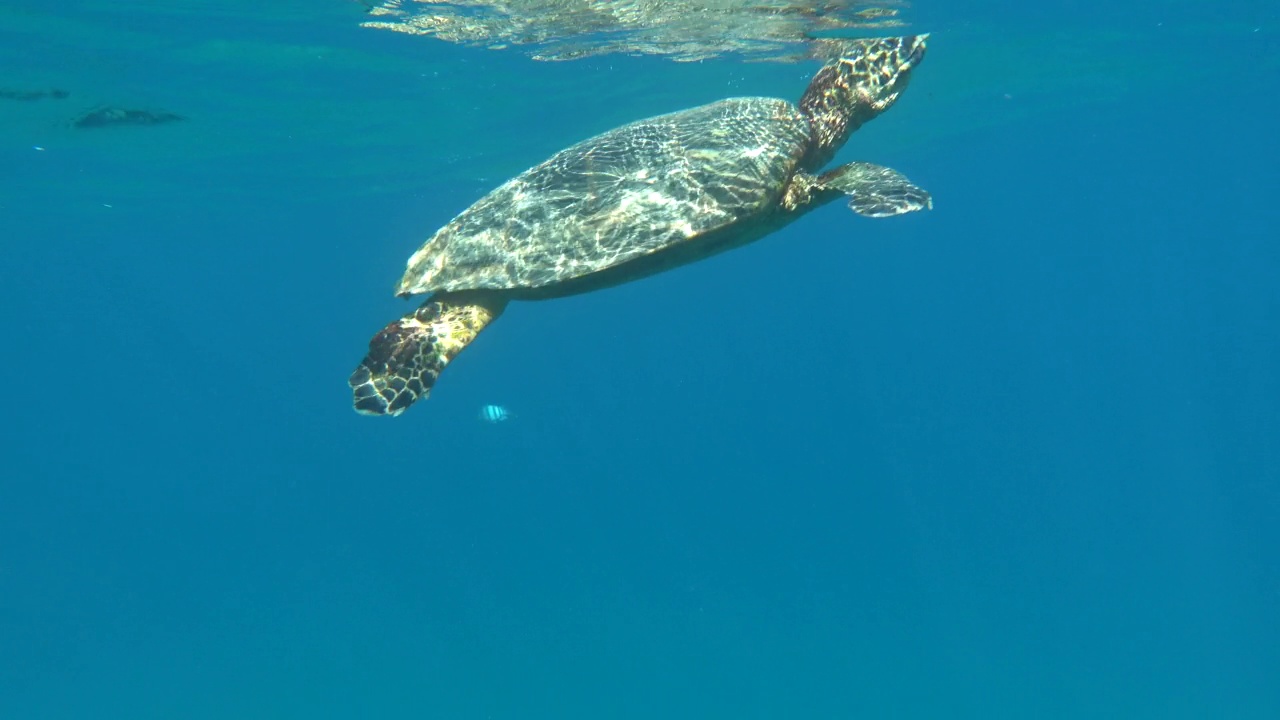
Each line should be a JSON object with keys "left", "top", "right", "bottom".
{"left": 479, "top": 404, "right": 510, "bottom": 423}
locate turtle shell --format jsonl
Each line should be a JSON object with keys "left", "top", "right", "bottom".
{"left": 396, "top": 97, "right": 812, "bottom": 296}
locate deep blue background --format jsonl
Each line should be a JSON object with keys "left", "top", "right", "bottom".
{"left": 2, "top": 2, "right": 1277, "bottom": 717}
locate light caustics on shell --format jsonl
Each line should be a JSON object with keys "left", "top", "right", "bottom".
{"left": 356, "top": 0, "right": 912, "bottom": 63}
{"left": 397, "top": 97, "right": 813, "bottom": 295}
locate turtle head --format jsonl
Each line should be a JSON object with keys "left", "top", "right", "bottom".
{"left": 798, "top": 34, "right": 927, "bottom": 170}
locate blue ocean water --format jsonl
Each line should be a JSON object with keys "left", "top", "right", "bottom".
{"left": 2, "top": 1, "right": 1278, "bottom": 717}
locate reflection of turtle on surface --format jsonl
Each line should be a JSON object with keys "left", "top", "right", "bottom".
{"left": 349, "top": 34, "right": 931, "bottom": 416}
{"left": 854, "top": 7, "right": 901, "bottom": 20}
{"left": 361, "top": 1, "right": 912, "bottom": 63}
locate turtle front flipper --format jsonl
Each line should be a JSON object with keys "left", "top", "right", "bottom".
{"left": 818, "top": 161, "right": 932, "bottom": 218}
{"left": 349, "top": 291, "right": 508, "bottom": 416}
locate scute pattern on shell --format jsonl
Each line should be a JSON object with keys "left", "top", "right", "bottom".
{"left": 398, "top": 97, "right": 811, "bottom": 295}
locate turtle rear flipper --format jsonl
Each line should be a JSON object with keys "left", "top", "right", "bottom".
{"left": 349, "top": 291, "right": 508, "bottom": 416}
{"left": 818, "top": 161, "right": 932, "bottom": 218}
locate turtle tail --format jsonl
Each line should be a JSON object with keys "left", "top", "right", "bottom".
{"left": 799, "top": 34, "right": 928, "bottom": 170}
{"left": 349, "top": 291, "right": 508, "bottom": 416}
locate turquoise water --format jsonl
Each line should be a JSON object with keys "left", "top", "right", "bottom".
{"left": 2, "top": 2, "right": 1278, "bottom": 717}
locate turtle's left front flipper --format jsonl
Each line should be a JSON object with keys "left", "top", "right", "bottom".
{"left": 819, "top": 161, "right": 932, "bottom": 217}
{"left": 349, "top": 290, "right": 508, "bottom": 416}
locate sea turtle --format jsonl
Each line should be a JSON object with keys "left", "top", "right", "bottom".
{"left": 72, "top": 106, "right": 184, "bottom": 129}
{"left": 350, "top": 34, "right": 931, "bottom": 416}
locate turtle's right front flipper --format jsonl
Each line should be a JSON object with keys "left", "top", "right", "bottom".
{"left": 349, "top": 291, "right": 508, "bottom": 416}
{"left": 818, "top": 161, "right": 932, "bottom": 218}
